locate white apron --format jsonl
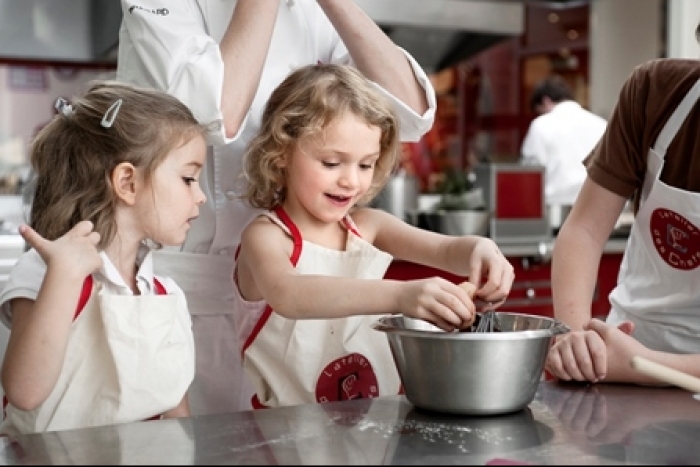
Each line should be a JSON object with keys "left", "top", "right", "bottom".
{"left": 238, "top": 207, "right": 401, "bottom": 408}
{"left": 151, "top": 250, "right": 256, "bottom": 415}
{"left": 1, "top": 277, "right": 195, "bottom": 435}
{"left": 607, "top": 79, "right": 700, "bottom": 353}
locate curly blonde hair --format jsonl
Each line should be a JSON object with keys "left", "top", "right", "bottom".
{"left": 242, "top": 64, "right": 400, "bottom": 210}
{"left": 27, "top": 80, "right": 212, "bottom": 248}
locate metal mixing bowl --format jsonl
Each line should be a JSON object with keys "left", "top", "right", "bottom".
{"left": 416, "top": 210, "right": 490, "bottom": 236}
{"left": 372, "top": 312, "right": 569, "bottom": 415}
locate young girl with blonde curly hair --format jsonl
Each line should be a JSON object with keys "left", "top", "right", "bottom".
{"left": 234, "top": 64, "right": 514, "bottom": 409}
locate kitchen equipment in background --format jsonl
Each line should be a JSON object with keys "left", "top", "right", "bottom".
{"left": 372, "top": 312, "right": 570, "bottom": 415}
{"left": 546, "top": 204, "right": 573, "bottom": 234}
{"left": 371, "top": 171, "right": 418, "bottom": 221}
{"left": 473, "top": 163, "right": 550, "bottom": 243}
{"left": 548, "top": 201, "right": 635, "bottom": 237}
{"left": 611, "top": 200, "right": 634, "bottom": 238}
{"left": 353, "top": 0, "right": 524, "bottom": 74}
{"left": 416, "top": 209, "right": 490, "bottom": 236}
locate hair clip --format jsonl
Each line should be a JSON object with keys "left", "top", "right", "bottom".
{"left": 54, "top": 97, "right": 73, "bottom": 117}
{"left": 101, "top": 99, "right": 123, "bottom": 128}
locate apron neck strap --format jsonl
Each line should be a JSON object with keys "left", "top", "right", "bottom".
{"left": 653, "top": 79, "right": 700, "bottom": 154}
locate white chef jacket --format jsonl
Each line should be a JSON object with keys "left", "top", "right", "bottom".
{"left": 521, "top": 101, "right": 607, "bottom": 206}
{"left": 116, "top": 0, "right": 436, "bottom": 415}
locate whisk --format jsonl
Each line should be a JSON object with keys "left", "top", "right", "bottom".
{"left": 456, "top": 282, "right": 501, "bottom": 333}
{"left": 474, "top": 309, "right": 498, "bottom": 332}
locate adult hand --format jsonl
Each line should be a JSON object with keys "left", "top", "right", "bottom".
{"left": 397, "top": 277, "right": 476, "bottom": 331}
{"left": 20, "top": 221, "right": 102, "bottom": 277}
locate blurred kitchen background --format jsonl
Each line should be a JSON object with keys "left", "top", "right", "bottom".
{"left": 1, "top": 0, "right": 697, "bottom": 197}
{"left": 0, "top": 0, "right": 697, "bottom": 383}
{"left": 0, "top": 0, "right": 697, "bottom": 236}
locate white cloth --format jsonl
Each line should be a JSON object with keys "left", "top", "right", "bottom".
{"left": 235, "top": 208, "right": 400, "bottom": 408}
{"left": 0, "top": 248, "right": 194, "bottom": 435}
{"left": 606, "top": 79, "right": 700, "bottom": 353}
{"left": 0, "top": 248, "right": 187, "bottom": 327}
{"left": 116, "top": 0, "right": 436, "bottom": 415}
{"left": 521, "top": 101, "right": 607, "bottom": 205}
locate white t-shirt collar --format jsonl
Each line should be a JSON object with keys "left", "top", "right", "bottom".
{"left": 94, "top": 244, "right": 156, "bottom": 295}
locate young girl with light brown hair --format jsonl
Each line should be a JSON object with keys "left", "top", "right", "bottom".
{"left": 0, "top": 80, "right": 212, "bottom": 435}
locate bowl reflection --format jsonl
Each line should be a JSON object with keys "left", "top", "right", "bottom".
{"left": 388, "top": 407, "right": 553, "bottom": 459}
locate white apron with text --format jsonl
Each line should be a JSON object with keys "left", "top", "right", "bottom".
{"left": 239, "top": 208, "right": 401, "bottom": 408}
{"left": 607, "top": 79, "right": 700, "bottom": 353}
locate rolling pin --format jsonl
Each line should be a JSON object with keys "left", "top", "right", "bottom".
{"left": 630, "top": 356, "right": 700, "bottom": 393}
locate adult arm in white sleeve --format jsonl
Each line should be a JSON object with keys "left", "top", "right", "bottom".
{"left": 117, "top": 0, "right": 279, "bottom": 144}
{"left": 318, "top": 0, "right": 436, "bottom": 141}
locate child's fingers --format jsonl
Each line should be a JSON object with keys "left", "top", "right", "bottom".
{"left": 69, "top": 220, "right": 95, "bottom": 237}
{"left": 87, "top": 231, "right": 101, "bottom": 246}
{"left": 18, "top": 224, "right": 47, "bottom": 251}
{"left": 457, "top": 281, "right": 477, "bottom": 299}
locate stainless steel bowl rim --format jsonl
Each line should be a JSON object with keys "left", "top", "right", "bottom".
{"left": 372, "top": 324, "right": 568, "bottom": 340}
{"left": 372, "top": 312, "right": 570, "bottom": 340}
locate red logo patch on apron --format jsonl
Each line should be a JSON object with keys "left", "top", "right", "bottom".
{"left": 316, "top": 352, "right": 379, "bottom": 403}
{"left": 650, "top": 208, "right": 700, "bottom": 270}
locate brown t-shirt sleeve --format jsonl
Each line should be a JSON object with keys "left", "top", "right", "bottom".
{"left": 585, "top": 62, "right": 653, "bottom": 200}
{"left": 584, "top": 59, "right": 700, "bottom": 209}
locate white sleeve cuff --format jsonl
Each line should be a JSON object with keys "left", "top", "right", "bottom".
{"left": 369, "top": 47, "right": 437, "bottom": 142}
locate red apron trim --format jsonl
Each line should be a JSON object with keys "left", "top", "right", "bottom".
{"left": 241, "top": 206, "right": 302, "bottom": 356}
{"left": 75, "top": 276, "right": 167, "bottom": 318}
{"left": 341, "top": 217, "right": 362, "bottom": 238}
{"left": 251, "top": 393, "right": 268, "bottom": 409}
{"left": 273, "top": 206, "right": 303, "bottom": 265}
{"left": 242, "top": 207, "right": 304, "bottom": 357}
{"left": 243, "top": 209, "right": 368, "bottom": 407}
{"left": 75, "top": 275, "right": 94, "bottom": 320}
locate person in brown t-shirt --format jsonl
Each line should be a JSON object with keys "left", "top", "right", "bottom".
{"left": 546, "top": 32, "right": 700, "bottom": 386}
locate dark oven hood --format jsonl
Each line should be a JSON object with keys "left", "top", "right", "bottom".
{"left": 354, "top": 0, "right": 525, "bottom": 73}
{"left": 355, "top": 0, "right": 592, "bottom": 73}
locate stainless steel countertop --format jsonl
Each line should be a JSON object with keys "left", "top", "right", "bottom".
{"left": 2, "top": 380, "right": 699, "bottom": 465}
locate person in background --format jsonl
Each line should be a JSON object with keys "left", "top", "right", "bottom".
{"left": 234, "top": 63, "right": 513, "bottom": 408}
{"left": 115, "top": 0, "right": 437, "bottom": 415}
{"left": 0, "top": 81, "right": 210, "bottom": 435}
{"left": 520, "top": 75, "right": 607, "bottom": 206}
{"left": 545, "top": 48, "right": 700, "bottom": 384}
